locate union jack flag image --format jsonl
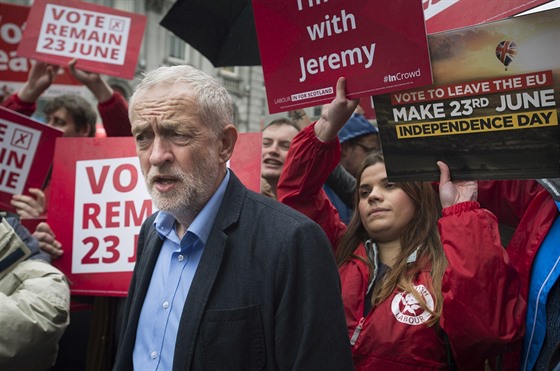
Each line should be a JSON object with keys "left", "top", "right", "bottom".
{"left": 495, "top": 40, "right": 517, "bottom": 71}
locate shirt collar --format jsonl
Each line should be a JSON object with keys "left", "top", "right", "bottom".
{"left": 154, "top": 169, "right": 231, "bottom": 244}
{"left": 364, "top": 239, "right": 420, "bottom": 293}
{"left": 364, "top": 240, "right": 420, "bottom": 264}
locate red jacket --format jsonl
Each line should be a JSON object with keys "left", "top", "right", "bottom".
{"left": 278, "top": 124, "right": 525, "bottom": 370}
{"left": 477, "top": 180, "right": 558, "bottom": 370}
{"left": 477, "top": 180, "right": 557, "bottom": 300}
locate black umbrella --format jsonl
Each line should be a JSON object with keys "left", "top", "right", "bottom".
{"left": 160, "top": 0, "right": 261, "bottom": 67}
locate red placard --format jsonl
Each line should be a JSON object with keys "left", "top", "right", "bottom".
{"left": 424, "top": 0, "right": 552, "bottom": 34}
{"left": 49, "top": 137, "right": 146, "bottom": 296}
{"left": 0, "top": 2, "right": 83, "bottom": 98}
{"left": 49, "top": 134, "right": 262, "bottom": 296}
{"left": 16, "top": 0, "right": 146, "bottom": 80}
{"left": 359, "top": 97, "right": 376, "bottom": 121}
{"left": 19, "top": 216, "right": 47, "bottom": 234}
{"left": 229, "top": 132, "right": 262, "bottom": 194}
{"left": 0, "top": 106, "right": 63, "bottom": 212}
{"left": 253, "top": 0, "right": 433, "bottom": 113}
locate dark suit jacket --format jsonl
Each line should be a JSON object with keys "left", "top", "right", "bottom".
{"left": 113, "top": 172, "right": 354, "bottom": 371}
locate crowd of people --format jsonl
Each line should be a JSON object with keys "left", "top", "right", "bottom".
{"left": 1, "top": 59, "right": 130, "bottom": 370}
{"left": 1, "top": 58, "right": 558, "bottom": 371}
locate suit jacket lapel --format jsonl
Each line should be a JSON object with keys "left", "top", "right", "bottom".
{"left": 132, "top": 222, "right": 164, "bottom": 317}
{"left": 173, "top": 172, "right": 246, "bottom": 371}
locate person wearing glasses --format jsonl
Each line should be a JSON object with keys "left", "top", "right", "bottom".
{"left": 338, "top": 112, "right": 381, "bottom": 177}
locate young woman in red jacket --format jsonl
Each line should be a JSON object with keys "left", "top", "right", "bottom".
{"left": 278, "top": 78, "right": 526, "bottom": 370}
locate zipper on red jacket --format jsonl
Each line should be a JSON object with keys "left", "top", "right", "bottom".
{"left": 350, "top": 317, "right": 365, "bottom": 346}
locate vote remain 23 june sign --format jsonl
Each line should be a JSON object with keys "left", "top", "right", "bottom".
{"left": 16, "top": 0, "right": 146, "bottom": 80}
{"left": 48, "top": 134, "right": 261, "bottom": 296}
{"left": 0, "top": 106, "right": 63, "bottom": 212}
{"left": 0, "top": 2, "right": 83, "bottom": 98}
{"left": 253, "top": 0, "right": 433, "bottom": 113}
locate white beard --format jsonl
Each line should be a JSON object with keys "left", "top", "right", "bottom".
{"left": 145, "top": 153, "right": 220, "bottom": 223}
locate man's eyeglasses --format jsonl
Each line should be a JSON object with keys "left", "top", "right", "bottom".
{"left": 354, "top": 142, "right": 379, "bottom": 153}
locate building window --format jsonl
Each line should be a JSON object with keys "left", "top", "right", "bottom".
{"left": 313, "top": 106, "right": 322, "bottom": 117}
{"left": 167, "top": 33, "right": 188, "bottom": 62}
{"left": 261, "top": 98, "right": 267, "bottom": 116}
{"left": 219, "top": 67, "right": 242, "bottom": 96}
{"left": 113, "top": 0, "right": 134, "bottom": 12}
{"left": 219, "top": 66, "right": 239, "bottom": 78}
{"left": 84, "top": 0, "right": 114, "bottom": 7}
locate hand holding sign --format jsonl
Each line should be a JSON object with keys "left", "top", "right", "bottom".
{"left": 314, "top": 77, "right": 359, "bottom": 142}
{"left": 68, "top": 58, "right": 113, "bottom": 103}
{"left": 436, "top": 161, "right": 477, "bottom": 209}
{"left": 17, "top": 61, "right": 60, "bottom": 103}
{"left": 10, "top": 187, "right": 46, "bottom": 218}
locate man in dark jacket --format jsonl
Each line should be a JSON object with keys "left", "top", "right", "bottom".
{"left": 113, "top": 65, "right": 353, "bottom": 371}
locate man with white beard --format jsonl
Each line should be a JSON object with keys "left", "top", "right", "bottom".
{"left": 113, "top": 65, "right": 353, "bottom": 371}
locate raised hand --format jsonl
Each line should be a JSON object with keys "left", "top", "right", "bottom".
{"left": 69, "top": 58, "right": 113, "bottom": 103}
{"left": 314, "top": 77, "right": 359, "bottom": 142}
{"left": 437, "top": 161, "right": 477, "bottom": 208}
{"left": 18, "top": 61, "right": 60, "bottom": 103}
{"left": 10, "top": 188, "right": 46, "bottom": 218}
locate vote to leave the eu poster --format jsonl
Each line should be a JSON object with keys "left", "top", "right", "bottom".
{"left": 374, "top": 8, "right": 560, "bottom": 181}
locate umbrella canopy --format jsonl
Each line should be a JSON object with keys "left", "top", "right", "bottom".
{"left": 160, "top": 0, "right": 261, "bottom": 67}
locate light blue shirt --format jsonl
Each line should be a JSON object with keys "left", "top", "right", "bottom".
{"left": 133, "top": 170, "right": 230, "bottom": 371}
